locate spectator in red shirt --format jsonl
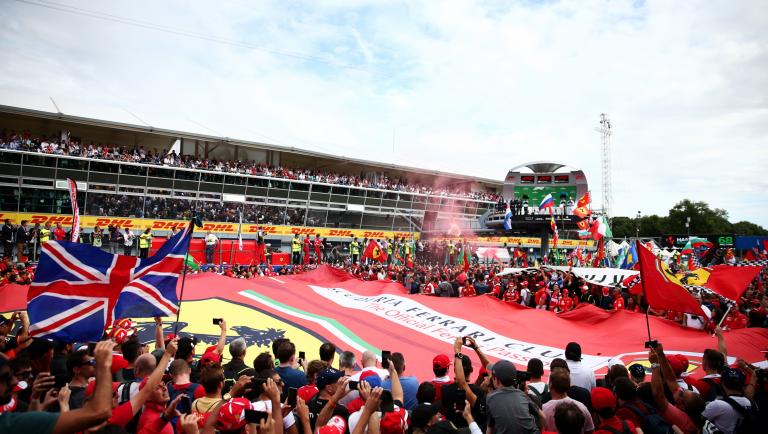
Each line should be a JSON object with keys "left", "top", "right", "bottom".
{"left": 53, "top": 223, "right": 66, "bottom": 241}
{"left": 591, "top": 387, "right": 639, "bottom": 434}
{"left": 460, "top": 280, "right": 476, "bottom": 297}
{"left": 298, "top": 360, "right": 326, "bottom": 402}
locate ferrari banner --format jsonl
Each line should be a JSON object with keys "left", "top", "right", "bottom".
{"left": 4, "top": 266, "right": 767, "bottom": 379}
{"left": 545, "top": 265, "right": 639, "bottom": 287}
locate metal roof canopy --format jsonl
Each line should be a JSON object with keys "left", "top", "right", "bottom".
{"left": 509, "top": 161, "right": 569, "bottom": 173}
{"left": 0, "top": 104, "right": 502, "bottom": 188}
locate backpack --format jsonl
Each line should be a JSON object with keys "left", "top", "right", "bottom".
{"left": 118, "top": 379, "right": 143, "bottom": 433}
{"left": 167, "top": 382, "right": 199, "bottom": 415}
{"left": 701, "top": 378, "right": 726, "bottom": 402}
{"left": 721, "top": 396, "right": 760, "bottom": 434}
{"left": 623, "top": 403, "right": 674, "bottom": 434}
{"left": 600, "top": 420, "right": 632, "bottom": 434}
{"left": 526, "top": 384, "right": 549, "bottom": 399}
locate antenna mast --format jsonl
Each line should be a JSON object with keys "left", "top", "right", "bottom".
{"left": 598, "top": 113, "right": 613, "bottom": 219}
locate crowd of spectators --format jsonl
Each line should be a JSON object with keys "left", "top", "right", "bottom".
{"left": 1, "top": 129, "right": 501, "bottom": 202}
{"left": 85, "top": 194, "right": 310, "bottom": 226}
{"left": 1, "top": 308, "right": 766, "bottom": 434}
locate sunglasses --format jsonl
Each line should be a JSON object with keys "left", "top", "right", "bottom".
{"left": 79, "top": 359, "right": 97, "bottom": 367}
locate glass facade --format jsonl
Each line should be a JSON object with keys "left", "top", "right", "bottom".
{"left": 0, "top": 150, "right": 493, "bottom": 231}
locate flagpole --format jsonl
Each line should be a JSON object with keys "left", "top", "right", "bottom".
{"left": 174, "top": 219, "right": 196, "bottom": 334}
{"left": 635, "top": 240, "right": 654, "bottom": 343}
{"left": 711, "top": 303, "right": 732, "bottom": 337}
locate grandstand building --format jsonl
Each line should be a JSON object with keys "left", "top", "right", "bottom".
{"left": 0, "top": 105, "right": 504, "bottom": 245}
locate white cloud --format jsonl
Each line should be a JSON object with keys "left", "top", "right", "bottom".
{"left": 0, "top": 0, "right": 766, "bottom": 226}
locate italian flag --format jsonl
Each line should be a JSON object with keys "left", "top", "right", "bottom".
{"left": 185, "top": 255, "right": 200, "bottom": 271}
{"left": 591, "top": 216, "right": 612, "bottom": 240}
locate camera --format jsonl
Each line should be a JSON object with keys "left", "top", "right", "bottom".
{"left": 515, "top": 371, "right": 531, "bottom": 383}
{"left": 644, "top": 340, "right": 659, "bottom": 349}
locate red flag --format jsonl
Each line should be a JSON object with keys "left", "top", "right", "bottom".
{"left": 636, "top": 241, "right": 705, "bottom": 316}
{"left": 362, "top": 239, "right": 387, "bottom": 262}
{"left": 592, "top": 238, "right": 604, "bottom": 267}
{"left": 744, "top": 249, "right": 757, "bottom": 261}
{"left": 576, "top": 192, "right": 591, "bottom": 209}
{"left": 573, "top": 207, "right": 592, "bottom": 219}
{"left": 576, "top": 219, "right": 590, "bottom": 230}
{"left": 699, "top": 265, "right": 762, "bottom": 301}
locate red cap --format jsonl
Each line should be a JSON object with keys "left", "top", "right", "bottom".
{"left": 602, "top": 287, "right": 610, "bottom": 296}
{"left": 433, "top": 354, "right": 451, "bottom": 370}
{"left": 667, "top": 355, "right": 685, "bottom": 377}
{"left": 111, "top": 354, "right": 128, "bottom": 374}
{"left": 163, "top": 333, "right": 176, "bottom": 343}
{"left": 85, "top": 380, "right": 120, "bottom": 397}
{"left": 113, "top": 318, "right": 136, "bottom": 330}
{"left": 318, "top": 416, "right": 347, "bottom": 434}
{"left": 379, "top": 407, "right": 408, "bottom": 434}
{"left": 591, "top": 387, "right": 616, "bottom": 410}
{"left": 200, "top": 351, "right": 221, "bottom": 365}
{"left": 216, "top": 398, "right": 253, "bottom": 431}
{"left": 108, "top": 328, "right": 130, "bottom": 344}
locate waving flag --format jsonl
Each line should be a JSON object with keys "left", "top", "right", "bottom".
{"left": 590, "top": 216, "right": 612, "bottom": 240}
{"left": 681, "top": 237, "right": 713, "bottom": 256}
{"left": 503, "top": 204, "right": 512, "bottom": 230}
{"left": 237, "top": 208, "right": 244, "bottom": 251}
{"left": 363, "top": 239, "right": 387, "bottom": 263}
{"left": 550, "top": 214, "right": 559, "bottom": 247}
{"left": 576, "top": 192, "right": 591, "bottom": 209}
{"left": 27, "top": 221, "right": 194, "bottom": 342}
{"left": 539, "top": 194, "right": 555, "bottom": 210}
{"left": 636, "top": 240, "right": 705, "bottom": 316}
{"left": 622, "top": 242, "right": 639, "bottom": 269}
{"left": 67, "top": 179, "right": 81, "bottom": 243}
{"left": 573, "top": 207, "right": 592, "bottom": 219}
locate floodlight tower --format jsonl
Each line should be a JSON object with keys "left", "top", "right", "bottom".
{"left": 597, "top": 113, "right": 612, "bottom": 220}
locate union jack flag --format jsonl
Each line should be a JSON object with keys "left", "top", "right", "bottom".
{"left": 27, "top": 221, "right": 194, "bottom": 342}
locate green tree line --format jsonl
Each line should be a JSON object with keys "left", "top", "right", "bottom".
{"left": 610, "top": 199, "right": 768, "bottom": 238}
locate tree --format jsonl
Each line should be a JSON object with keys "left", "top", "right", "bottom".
{"left": 610, "top": 216, "right": 635, "bottom": 238}
{"left": 667, "top": 199, "right": 732, "bottom": 234}
{"left": 609, "top": 199, "right": 766, "bottom": 238}
{"left": 732, "top": 221, "right": 768, "bottom": 236}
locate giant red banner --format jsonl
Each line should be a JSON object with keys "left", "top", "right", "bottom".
{"left": 3, "top": 266, "right": 767, "bottom": 380}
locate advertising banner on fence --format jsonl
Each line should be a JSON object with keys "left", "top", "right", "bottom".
{"left": 0, "top": 212, "right": 419, "bottom": 240}
{"left": 5, "top": 266, "right": 766, "bottom": 379}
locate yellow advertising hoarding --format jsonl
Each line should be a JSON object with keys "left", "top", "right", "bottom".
{"left": 0, "top": 212, "right": 420, "bottom": 240}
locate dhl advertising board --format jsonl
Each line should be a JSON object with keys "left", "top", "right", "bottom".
{"left": 435, "top": 236, "right": 595, "bottom": 248}
{"left": 0, "top": 212, "right": 420, "bottom": 240}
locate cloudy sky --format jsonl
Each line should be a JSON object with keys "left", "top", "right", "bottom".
{"left": 1, "top": 0, "right": 766, "bottom": 226}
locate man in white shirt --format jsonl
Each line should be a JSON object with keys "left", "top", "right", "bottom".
{"left": 123, "top": 228, "right": 135, "bottom": 256}
{"left": 205, "top": 231, "right": 218, "bottom": 264}
{"left": 564, "top": 342, "right": 595, "bottom": 391}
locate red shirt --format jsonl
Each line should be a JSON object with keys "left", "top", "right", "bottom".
{"left": 53, "top": 228, "right": 66, "bottom": 240}
{"left": 137, "top": 402, "right": 174, "bottom": 434}
{"left": 535, "top": 289, "right": 548, "bottom": 306}
{"left": 559, "top": 297, "right": 573, "bottom": 312}
{"left": 595, "top": 416, "right": 636, "bottom": 434}
{"left": 614, "top": 297, "right": 625, "bottom": 310}
{"left": 109, "top": 401, "right": 136, "bottom": 427}
{"left": 461, "top": 285, "right": 476, "bottom": 297}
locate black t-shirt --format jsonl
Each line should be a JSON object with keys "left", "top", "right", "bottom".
{"left": 68, "top": 386, "right": 87, "bottom": 410}
{"left": 440, "top": 383, "right": 487, "bottom": 430}
{"left": 307, "top": 395, "right": 350, "bottom": 433}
